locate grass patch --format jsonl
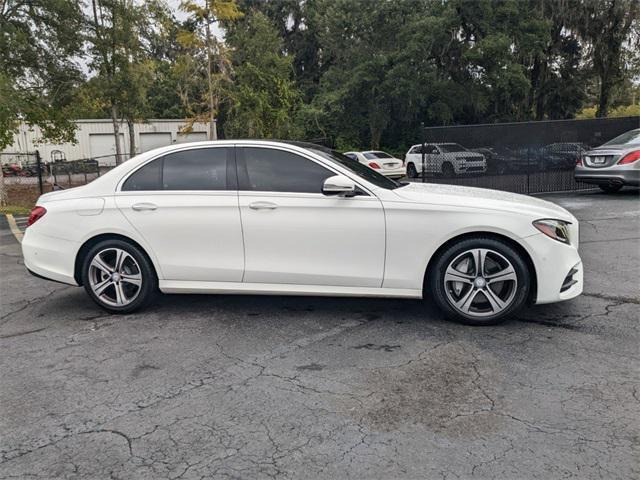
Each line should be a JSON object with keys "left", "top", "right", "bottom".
{"left": 0, "top": 205, "right": 32, "bottom": 215}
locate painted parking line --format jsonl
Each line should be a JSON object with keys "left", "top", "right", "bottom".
{"left": 6, "top": 214, "right": 24, "bottom": 243}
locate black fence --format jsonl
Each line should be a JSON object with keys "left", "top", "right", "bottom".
{"left": 1, "top": 152, "right": 123, "bottom": 194}
{"left": 415, "top": 116, "right": 640, "bottom": 194}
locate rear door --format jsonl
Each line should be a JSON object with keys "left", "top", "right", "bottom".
{"left": 115, "top": 146, "right": 244, "bottom": 282}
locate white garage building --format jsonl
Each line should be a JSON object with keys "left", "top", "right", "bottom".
{"left": 2, "top": 119, "right": 210, "bottom": 165}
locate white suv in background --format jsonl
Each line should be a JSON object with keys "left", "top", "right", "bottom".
{"left": 343, "top": 150, "right": 406, "bottom": 178}
{"left": 405, "top": 143, "right": 487, "bottom": 178}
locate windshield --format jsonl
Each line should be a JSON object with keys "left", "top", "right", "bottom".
{"left": 363, "top": 151, "right": 393, "bottom": 160}
{"left": 603, "top": 129, "right": 640, "bottom": 146}
{"left": 293, "top": 144, "right": 401, "bottom": 190}
{"left": 438, "top": 143, "right": 468, "bottom": 153}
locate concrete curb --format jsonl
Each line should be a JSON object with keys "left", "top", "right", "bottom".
{"left": 6, "top": 213, "right": 23, "bottom": 243}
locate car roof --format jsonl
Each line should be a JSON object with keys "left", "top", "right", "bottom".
{"left": 409, "top": 142, "right": 459, "bottom": 147}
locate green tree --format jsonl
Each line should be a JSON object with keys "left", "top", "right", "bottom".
{"left": 86, "top": 0, "right": 155, "bottom": 161}
{"left": 177, "top": 0, "right": 242, "bottom": 139}
{"left": 571, "top": 0, "right": 639, "bottom": 117}
{"left": 0, "top": 0, "right": 84, "bottom": 149}
{"left": 223, "top": 11, "right": 301, "bottom": 138}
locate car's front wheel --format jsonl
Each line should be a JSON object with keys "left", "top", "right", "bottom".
{"left": 428, "top": 237, "right": 530, "bottom": 325}
{"left": 406, "top": 163, "right": 418, "bottom": 178}
{"left": 81, "top": 239, "right": 157, "bottom": 314}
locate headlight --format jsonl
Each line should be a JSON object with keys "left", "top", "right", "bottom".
{"left": 533, "top": 219, "right": 571, "bottom": 244}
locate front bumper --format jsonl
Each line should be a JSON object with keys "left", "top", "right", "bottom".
{"left": 575, "top": 164, "right": 640, "bottom": 187}
{"left": 521, "top": 233, "right": 583, "bottom": 304}
{"left": 455, "top": 163, "right": 487, "bottom": 174}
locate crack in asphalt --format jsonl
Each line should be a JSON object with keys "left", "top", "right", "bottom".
{"left": 0, "top": 327, "right": 47, "bottom": 339}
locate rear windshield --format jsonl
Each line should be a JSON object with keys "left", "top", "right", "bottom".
{"left": 603, "top": 129, "right": 640, "bottom": 146}
{"left": 363, "top": 151, "right": 393, "bottom": 160}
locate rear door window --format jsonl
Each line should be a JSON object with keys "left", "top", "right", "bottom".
{"left": 122, "top": 147, "right": 233, "bottom": 191}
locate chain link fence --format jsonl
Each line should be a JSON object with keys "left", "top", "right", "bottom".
{"left": 411, "top": 116, "right": 640, "bottom": 194}
{"left": 1, "top": 152, "right": 123, "bottom": 207}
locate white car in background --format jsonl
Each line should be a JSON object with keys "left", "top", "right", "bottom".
{"left": 405, "top": 143, "right": 487, "bottom": 178}
{"left": 343, "top": 150, "right": 406, "bottom": 178}
{"left": 22, "top": 140, "right": 582, "bottom": 325}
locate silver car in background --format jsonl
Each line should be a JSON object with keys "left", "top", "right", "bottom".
{"left": 575, "top": 128, "right": 640, "bottom": 193}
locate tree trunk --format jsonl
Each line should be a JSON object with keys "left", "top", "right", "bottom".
{"left": 370, "top": 123, "right": 382, "bottom": 150}
{"left": 127, "top": 119, "right": 136, "bottom": 159}
{"left": 597, "top": 75, "right": 611, "bottom": 118}
{"left": 204, "top": 1, "right": 217, "bottom": 140}
{"left": 111, "top": 104, "right": 123, "bottom": 165}
{"left": 0, "top": 174, "right": 6, "bottom": 207}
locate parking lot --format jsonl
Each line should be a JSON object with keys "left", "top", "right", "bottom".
{"left": 1, "top": 189, "right": 638, "bottom": 479}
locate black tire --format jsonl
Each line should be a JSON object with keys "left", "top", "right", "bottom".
{"left": 598, "top": 184, "right": 623, "bottom": 193}
{"left": 81, "top": 239, "right": 157, "bottom": 314}
{"left": 407, "top": 163, "right": 418, "bottom": 178}
{"left": 427, "top": 237, "right": 530, "bottom": 326}
{"left": 442, "top": 162, "right": 455, "bottom": 177}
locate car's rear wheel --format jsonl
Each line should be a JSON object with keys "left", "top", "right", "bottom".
{"left": 428, "top": 237, "right": 530, "bottom": 325}
{"left": 82, "top": 239, "right": 156, "bottom": 314}
{"left": 598, "top": 184, "right": 623, "bottom": 193}
{"left": 407, "top": 163, "right": 418, "bottom": 178}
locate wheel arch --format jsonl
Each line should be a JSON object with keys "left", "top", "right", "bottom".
{"left": 423, "top": 231, "right": 538, "bottom": 303}
{"left": 74, "top": 233, "right": 159, "bottom": 286}
{"left": 441, "top": 160, "right": 454, "bottom": 173}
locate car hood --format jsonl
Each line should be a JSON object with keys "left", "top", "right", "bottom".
{"left": 391, "top": 182, "right": 575, "bottom": 222}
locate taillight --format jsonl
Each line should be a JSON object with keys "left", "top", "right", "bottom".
{"left": 576, "top": 156, "right": 583, "bottom": 166}
{"left": 27, "top": 206, "right": 46, "bottom": 227}
{"left": 369, "top": 162, "right": 381, "bottom": 169}
{"left": 618, "top": 150, "right": 640, "bottom": 165}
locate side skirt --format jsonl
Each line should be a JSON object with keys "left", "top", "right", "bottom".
{"left": 159, "top": 280, "right": 423, "bottom": 299}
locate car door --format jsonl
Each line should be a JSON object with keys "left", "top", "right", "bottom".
{"left": 115, "top": 146, "right": 244, "bottom": 282}
{"left": 236, "top": 145, "right": 385, "bottom": 287}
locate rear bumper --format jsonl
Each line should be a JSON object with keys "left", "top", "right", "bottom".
{"left": 575, "top": 164, "right": 640, "bottom": 186}
{"left": 22, "top": 228, "right": 79, "bottom": 286}
{"left": 380, "top": 166, "right": 406, "bottom": 178}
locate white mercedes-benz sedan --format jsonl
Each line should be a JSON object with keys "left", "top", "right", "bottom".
{"left": 22, "top": 140, "right": 583, "bottom": 325}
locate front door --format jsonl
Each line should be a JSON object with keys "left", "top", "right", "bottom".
{"left": 115, "top": 146, "right": 244, "bottom": 282}
{"left": 236, "top": 146, "right": 385, "bottom": 287}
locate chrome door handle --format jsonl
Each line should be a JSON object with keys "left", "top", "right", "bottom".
{"left": 131, "top": 203, "right": 157, "bottom": 211}
{"left": 249, "top": 201, "right": 278, "bottom": 210}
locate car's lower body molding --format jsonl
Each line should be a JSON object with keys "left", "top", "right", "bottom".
{"left": 159, "top": 280, "right": 423, "bottom": 299}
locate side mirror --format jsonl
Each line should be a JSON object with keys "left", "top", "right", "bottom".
{"left": 322, "top": 175, "right": 356, "bottom": 197}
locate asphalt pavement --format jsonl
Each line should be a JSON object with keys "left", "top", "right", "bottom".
{"left": 1, "top": 189, "right": 638, "bottom": 480}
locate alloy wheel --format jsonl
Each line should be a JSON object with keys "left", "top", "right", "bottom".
{"left": 443, "top": 248, "right": 518, "bottom": 318}
{"left": 88, "top": 248, "right": 143, "bottom": 307}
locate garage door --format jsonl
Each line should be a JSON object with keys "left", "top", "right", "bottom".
{"left": 176, "top": 131, "right": 208, "bottom": 143}
{"left": 89, "top": 134, "right": 125, "bottom": 166}
{"left": 140, "top": 132, "right": 172, "bottom": 153}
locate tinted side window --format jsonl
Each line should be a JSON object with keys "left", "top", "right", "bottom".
{"left": 162, "top": 148, "right": 228, "bottom": 190}
{"left": 239, "top": 147, "right": 333, "bottom": 193}
{"left": 122, "top": 158, "right": 162, "bottom": 191}
{"left": 122, "top": 148, "right": 231, "bottom": 191}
